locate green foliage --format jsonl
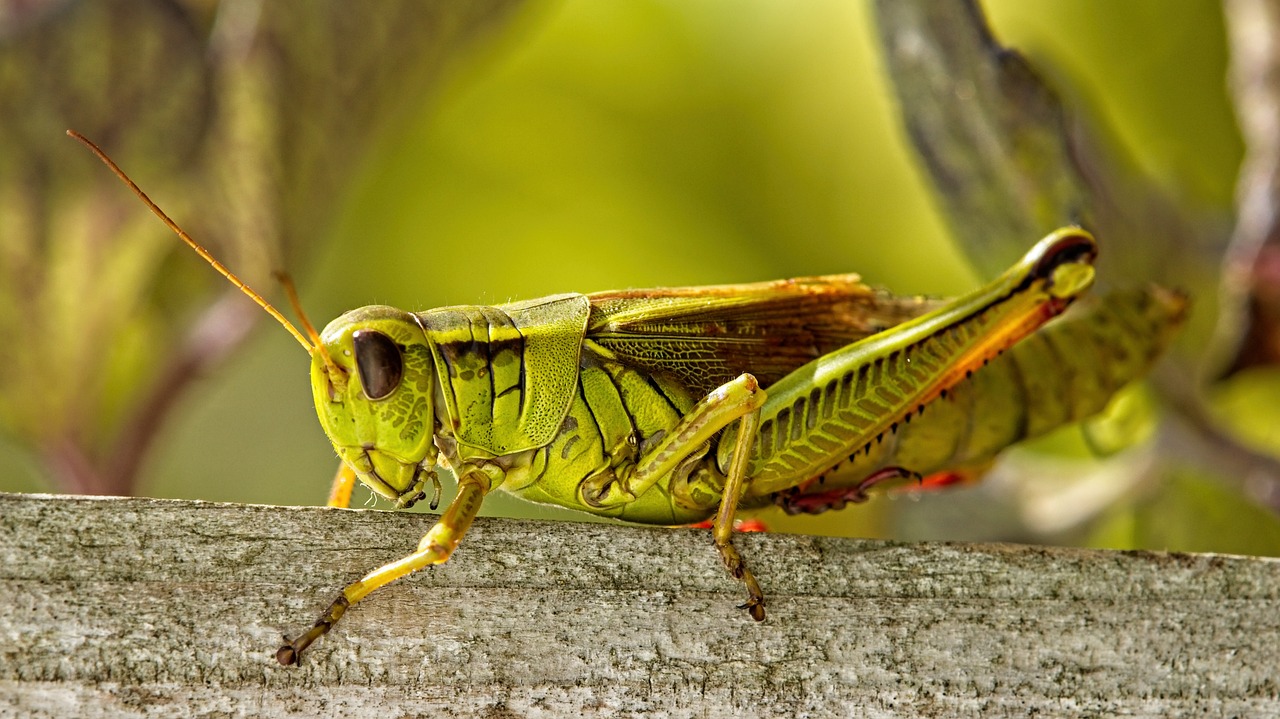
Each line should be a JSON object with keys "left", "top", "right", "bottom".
{"left": 0, "top": 0, "right": 526, "bottom": 495}
{"left": 1089, "top": 472, "right": 1280, "bottom": 556}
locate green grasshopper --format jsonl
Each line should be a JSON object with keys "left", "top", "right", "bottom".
{"left": 70, "top": 131, "right": 1185, "bottom": 666}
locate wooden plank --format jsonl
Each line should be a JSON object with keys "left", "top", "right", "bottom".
{"left": 1, "top": 493, "right": 1277, "bottom": 717}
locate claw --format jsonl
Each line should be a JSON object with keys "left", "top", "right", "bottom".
{"left": 427, "top": 470, "right": 443, "bottom": 510}
{"left": 276, "top": 640, "right": 299, "bottom": 666}
{"left": 276, "top": 594, "right": 349, "bottom": 666}
{"left": 737, "top": 597, "right": 766, "bottom": 621}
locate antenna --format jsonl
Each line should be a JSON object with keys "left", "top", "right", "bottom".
{"left": 277, "top": 270, "right": 346, "bottom": 388}
{"left": 66, "top": 129, "right": 316, "bottom": 355}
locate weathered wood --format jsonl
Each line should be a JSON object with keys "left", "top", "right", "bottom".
{"left": 1, "top": 493, "right": 1277, "bottom": 717}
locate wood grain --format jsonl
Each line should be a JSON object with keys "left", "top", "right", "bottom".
{"left": 1, "top": 493, "right": 1277, "bottom": 717}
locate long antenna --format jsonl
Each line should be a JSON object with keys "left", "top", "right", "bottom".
{"left": 277, "top": 270, "right": 346, "bottom": 388}
{"left": 67, "top": 129, "right": 315, "bottom": 355}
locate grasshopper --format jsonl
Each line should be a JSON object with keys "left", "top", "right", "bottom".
{"left": 69, "top": 131, "right": 1185, "bottom": 665}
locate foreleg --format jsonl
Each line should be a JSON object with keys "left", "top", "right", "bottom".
{"left": 278, "top": 464, "right": 500, "bottom": 665}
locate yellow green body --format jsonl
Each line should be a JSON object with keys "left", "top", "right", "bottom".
{"left": 307, "top": 229, "right": 1183, "bottom": 526}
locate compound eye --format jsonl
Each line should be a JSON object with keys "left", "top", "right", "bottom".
{"left": 352, "top": 330, "right": 403, "bottom": 400}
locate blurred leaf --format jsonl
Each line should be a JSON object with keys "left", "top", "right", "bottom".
{"left": 873, "top": 0, "right": 1226, "bottom": 304}
{"left": 1088, "top": 471, "right": 1280, "bottom": 556}
{"left": 0, "top": 0, "right": 527, "bottom": 494}
{"left": 985, "top": 1, "right": 1241, "bottom": 207}
{"left": 1208, "top": 367, "right": 1280, "bottom": 458}
{"left": 872, "top": 0, "right": 1090, "bottom": 275}
{"left": 1080, "top": 383, "right": 1160, "bottom": 458}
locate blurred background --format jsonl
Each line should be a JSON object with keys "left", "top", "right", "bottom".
{"left": 3, "top": 0, "right": 1277, "bottom": 554}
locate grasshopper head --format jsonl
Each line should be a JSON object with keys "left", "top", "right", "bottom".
{"left": 312, "top": 306, "right": 438, "bottom": 508}
{"left": 64, "top": 132, "right": 441, "bottom": 508}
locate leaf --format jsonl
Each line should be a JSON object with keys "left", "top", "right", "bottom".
{"left": 872, "top": 0, "right": 1220, "bottom": 296}
{"left": 872, "top": 0, "right": 1089, "bottom": 275}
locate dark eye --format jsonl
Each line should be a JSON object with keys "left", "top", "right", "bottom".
{"left": 352, "top": 330, "right": 403, "bottom": 400}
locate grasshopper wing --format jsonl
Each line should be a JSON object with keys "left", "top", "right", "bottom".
{"left": 766, "top": 285, "right": 1189, "bottom": 513}
{"left": 586, "top": 274, "right": 941, "bottom": 396}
